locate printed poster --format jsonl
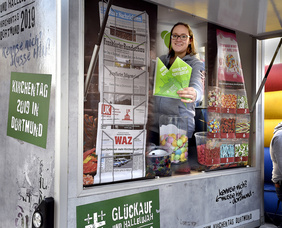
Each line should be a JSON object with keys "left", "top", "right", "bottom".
{"left": 7, "top": 72, "right": 52, "bottom": 148}
{"left": 217, "top": 30, "right": 244, "bottom": 89}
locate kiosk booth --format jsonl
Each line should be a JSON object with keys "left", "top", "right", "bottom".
{"left": 0, "top": 0, "right": 282, "bottom": 227}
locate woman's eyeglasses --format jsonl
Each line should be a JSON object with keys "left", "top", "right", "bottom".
{"left": 171, "top": 34, "right": 190, "bottom": 40}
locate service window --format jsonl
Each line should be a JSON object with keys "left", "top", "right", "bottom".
{"left": 82, "top": 0, "right": 251, "bottom": 188}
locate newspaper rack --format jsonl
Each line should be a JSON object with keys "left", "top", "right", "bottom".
{"left": 93, "top": 3, "right": 150, "bottom": 184}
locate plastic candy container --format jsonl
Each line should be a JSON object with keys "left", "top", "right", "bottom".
{"left": 146, "top": 146, "right": 172, "bottom": 177}
{"left": 220, "top": 114, "right": 236, "bottom": 138}
{"left": 207, "top": 113, "right": 220, "bottom": 138}
{"left": 159, "top": 115, "right": 188, "bottom": 164}
{"left": 235, "top": 114, "right": 250, "bottom": 138}
{"left": 195, "top": 132, "right": 220, "bottom": 166}
{"left": 207, "top": 86, "right": 221, "bottom": 113}
{"left": 205, "top": 139, "right": 221, "bottom": 165}
{"left": 234, "top": 141, "right": 249, "bottom": 162}
{"left": 196, "top": 143, "right": 206, "bottom": 165}
{"left": 160, "top": 133, "right": 188, "bottom": 163}
{"left": 195, "top": 132, "right": 207, "bottom": 165}
{"left": 221, "top": 89, "right": 237, "bottom": 114}
{"left": 220, "top": 140, "right": 235, "bottom": 163}
{"left": 237, "top": 89, "right": 249, "bottom": 114}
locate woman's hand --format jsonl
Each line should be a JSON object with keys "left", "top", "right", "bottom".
{"left": 177, "top": 87, "right": 197, "bottom": 103}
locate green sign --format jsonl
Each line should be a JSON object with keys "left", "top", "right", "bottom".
{"left": 7, "top": 72, "right": 52, "bottom": 148}
{"left": 77, "top": 190, "right": 160, "bottom": 228}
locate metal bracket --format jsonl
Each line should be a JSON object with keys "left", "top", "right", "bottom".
{"left": 84, "top": 0, "right": 114, "bottom": 101}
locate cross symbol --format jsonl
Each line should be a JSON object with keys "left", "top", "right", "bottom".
{"left": 98, "top": 210, "right": 106, "bottom": 220}
{"left": 84, "top": 214, "right": 93, "bottom": 224}
{"left": 93, "top": 212, "right": 106, "bottom": 227}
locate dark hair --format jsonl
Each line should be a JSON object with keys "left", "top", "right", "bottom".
{"left": 168, "top": 22, "right": 197, "bottom": 56}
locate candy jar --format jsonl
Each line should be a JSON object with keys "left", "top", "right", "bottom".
{"left": 159, "top": 115, "right": 189, "bottom": 165}
{"left": 146, "top": 146, "right": 172, "bottom": 178}
{"left": 195, "top": 132, "right": 221, "bottom": 166}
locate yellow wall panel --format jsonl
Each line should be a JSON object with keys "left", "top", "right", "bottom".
{"left": 265, "top": 91, "right": 282, "bottom": 119}
{"left": 264, "top": 119, "right": 282, "bottom": 147}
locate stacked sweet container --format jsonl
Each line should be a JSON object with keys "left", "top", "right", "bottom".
{"left": 196, "top": 86, "right": 250, "bottom": 168}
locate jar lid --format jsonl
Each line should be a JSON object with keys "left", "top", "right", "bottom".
{"left": 147, "top": 147, "right": 171, "bottom": 157}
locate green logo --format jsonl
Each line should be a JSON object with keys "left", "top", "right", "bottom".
{"left": 161, "top": 30, "right": 171, "bottom": 48}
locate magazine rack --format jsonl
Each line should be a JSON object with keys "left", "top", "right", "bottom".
{"left": 95, "top": 2, "right": 150, "bottom": 184}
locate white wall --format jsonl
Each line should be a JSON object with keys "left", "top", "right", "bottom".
{"left": 264, "top": 37, "right": 281, "bottom": 65}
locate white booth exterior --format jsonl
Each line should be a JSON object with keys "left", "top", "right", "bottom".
{"left": 1, "top": 0, "right": 281, "bottom": 227}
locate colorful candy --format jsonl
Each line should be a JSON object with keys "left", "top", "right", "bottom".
{"left": 220, "top": 117, "right": 236, "bottom": 133}
{"left": 236, "top": 121, "right": 250, "bottom": 133}
{"left": 221, "top": 93, "right": 237, "bottom": 109}
{"left": 237, "top": 95, "right": 248, "bottom": 109}
{"left": 208, "top": 88, "right": 221, "bottom": 109}
{"left": 207, "top": 118, "right": 220, "bottom": 133}
{"left": 160, "top": 133, "right": 188, "bottom": 163}
{"left": 220, "top": 143, "right": 235, "bottom": 158}
{"left": 220, "top": 143, "right": 235, "bottom": 163}
{"left": 235, "top": 143, "right": 248, "bottom": 157}
{"left": 146, "top": 153, "right": 172, "bottom": 177}
{"left": 197, "top": 143, "right": 220, "bottom": 166}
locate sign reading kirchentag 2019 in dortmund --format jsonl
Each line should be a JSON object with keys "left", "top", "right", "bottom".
{"left": 7, "top": 72, "right": 52, "bottom": 148}
{"left": 77, "top": 190, "right": 160, "bottom": 228}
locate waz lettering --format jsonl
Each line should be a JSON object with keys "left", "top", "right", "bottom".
{"left": 115, "top": 136, "right": 132, "bottom": 145}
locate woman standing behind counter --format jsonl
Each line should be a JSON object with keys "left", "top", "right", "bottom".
{"left": 148, "top": 22, "right": 204, "bottom": 145}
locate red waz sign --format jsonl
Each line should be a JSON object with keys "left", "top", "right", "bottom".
{"left": 115, "top": 136, "right": 133, "bottom": 144}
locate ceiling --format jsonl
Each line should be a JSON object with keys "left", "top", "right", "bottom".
{"left": 147, "top": 0, "right": 282, "bottom": 39}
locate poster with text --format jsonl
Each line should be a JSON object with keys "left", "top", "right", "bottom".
{"left": 217, "top": 30, "right": 244, "bottom": 90}
{"left": 7, "top": 72, "right": 52, "bottom": 148}
{"left": 77, "top": 189, "right": 160, "bottom": 228}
